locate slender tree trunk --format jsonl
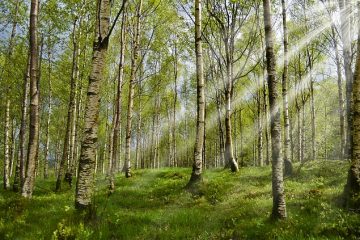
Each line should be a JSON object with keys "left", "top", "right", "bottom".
{"left": 308, "top": 55, "right": 316, "bottom": 161}
{"left": 296, "top": 104, "right": 302, "bottom": 162}
{"left": 263, "top": 0, "right": 287, "bottom": 219}
{"left": 332, "top": 25, "right": 346, "bottom": 159}
{"left": 4, "top": 100, "right": 11, "bottom": 189}
{"left": 216, "top": 90, "right": 225, "bottom": 166}
{"left": 239, "top": 109, "right": 243, "bottom": 166}
{"left": 135, "top": 78, "right": 143, "bottom": 169}
{"left": 3, "top": 0, "right": 20, "bottom": 191}
{"left": 75, "top": 0, "right": 112, "bottom": 209}
{"left": 109, "top": 10, "right": 126, "bottom": 191}
{"left": 124, "top": 0, "right": 142, "bottom": 178}
{"left": 224, "top": 64, "right": 238, "bottom": 171}
{"left": 339, "top": 0, "right": 353, "bottom": 159}
{"left": 44, "top": 41, "right": 52, "bottom": 179}
{"left": 70, "top": 34, "right": 81, "bottom": 175}
{"left": 9, "top": 119, "right": 16, "bottom": 178}
{"left": 324, "top": 105, "right": 328, "bottom": 160}
{"left": 35, "top": 37, "right": 43, "bottom": 177}
{"left": 257, "top": 77, "right": 263, "bottom": 167}
{"left": 263, "top": 69, "right": 270, "bottom": 166}
{"left": 14, "top": 56, "right": 30, "bottom": 192}
{"left": 343, "top": 5, "right": 360, "bottom": 208}
{"left": 22, "top": 0, "right": 40, "bottom": 198}
{"left": 172, "top": 41, "right": 178, "bottom": 167}
{"left": 187, "top": 0, "right": 205, "bottom": 186}
{"left": 57, "top": 19, "right": 79, "bottom": 191}
{"left": 203, "top": 99, "right": 207, "bottom": 169}
{"left": 281, "top": 0, "right": 293, "bottom": 176}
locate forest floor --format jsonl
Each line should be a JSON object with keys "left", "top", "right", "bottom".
{"left": 0, "top": 160, "right": 359, "bottom": 239}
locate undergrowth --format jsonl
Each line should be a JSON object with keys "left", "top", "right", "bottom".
{"left": 0, "top": 160, "right": 359, "bottom": 239}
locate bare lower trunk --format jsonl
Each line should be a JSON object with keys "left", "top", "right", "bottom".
{"left": 263, "top": 72, "right": 270, "bottom": 166}
{"left": 109, "top": 10, "right": 126, "bottom": 192}
{"left": 75, "top": 0, "right": 111, "bottom": 209}
{"left": 343, "top": 8, "right": 360, "bottom": 208}
{"left": 281, "top": 0, "right": 292, "bottom": 176}
{"left": 224, "top": 90, "right": 238, "bottom": 172}
{"left": 263, "top": 0, "right": 286, "bottom": 219}
{"left": 188, "top": 0, "right": 205, "bottom": 186}
{"left": 57, "top": 19, "right": 79, "bottom": 191}
{"left": 332, "top": 25, "right": 346, "bottom": 159}
{"left": 296, "top": 105, "right": 302, "bottom": 163}
{"left": 216, "top": 91, "right": 225, "bottom": 166}
{"left": 309, "top": 62, "right": 316, "bottom": 161}
{"left": 173, "top": 41, "right": 178, "bottom": 167}
{"left": 339, "top": 0, "right": 353, "bottom": 159}
{"left": 22, "top": 0, "right": 40, "bottom": 198}
{"left": 14, "top": 56, "right": 30, "bottom": 192}
{"left": 9, "top": 120, "right": 16, "bottom": 177}
{"left": 44, "top": 44, "right": 52, "bottom": 179}
{"left": 124, "top": 0, "right": 142, "bottom": 178}
{"left": 257, "top": 77, "right": 263, "bottom": 167}
{"left": 4, "top": 100, "right": 11, "bottom": 189}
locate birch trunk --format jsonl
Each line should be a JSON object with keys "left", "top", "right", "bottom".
{"left": 44, "top": 41, "right": 52, "bottom": 179}
{"left": 75, "top": 0, "right": 111, "bottom": 209}
{"left": 14, "top": 56, "right": 30, "bottom": 192}
{"left": 281, "top": 0, "right": 293, "bottom": 176}
{"left": 21, "top": 0, "right": 40, "bottom": 198}
{"left": 109, "top": 10, "right": 126, "bottom": 191}
{"left": 4, "top": 100, "right": 11, "bottom": 189}
{"left": 57, "top": 19, "right": 79, "bottom": 191}
{"left": 263, "top": 0, "right": 287, "bottom": 219}
{"left": 332, "top": 25, "right": 346, "bottom": 159}
{"left": 124, "top": 0, "right": 142, "bottom": 178}
{"left": 187, "top": 0, "right": 205, "bottom": 186}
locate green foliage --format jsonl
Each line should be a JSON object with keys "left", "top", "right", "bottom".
{"left": 1, "top": 160, "right": 359, "bottom": 239}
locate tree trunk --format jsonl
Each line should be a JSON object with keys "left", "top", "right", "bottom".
{"left": 35, "top": 37, "right": 43, "bottom": 177}
{"left": 14, "top": 56, "right": 30, "bottom": 192}
{"left": 172, "top": 40, "right": 178, "bottom": 167}
{"left": 263, "top": 68, "right": 270, "bottom": 166}
{"left": 44, "top": 39, "right": 52, "bottom": 179}
{"left": 281, "top": 0, "right": 293, "bottom": 176}
{"left": 187, "top": 0, "right": 205, "bottom": 186}
{"left": 3, "top": 0, "right": 20, "bottom": 191}
{"left": 109, "top": 10, "right": 126, "bottom": 191}
{"left": 216, "top": 90, "right": 225, "bottom": 166}
{"left": 135, "top": 76, "right": 143, "bottom": 169}
{"left": 332, "top": 25, "right": 346, "bottom": 159}
{"left": 257, "top": 76, "right": 263, "bottom": 167}
{"left": 324, "top": 106, "right": 328, "bottom": 160}
{"left": 57, "top": 19, "right": 79, "bottom": 191}
{"left": 3, "top": 100, "right": 11, "bottom": 189}
{"left": 9, "top": 119, "right": 16, "bottom": 178}
{"left": 301, "top": 98, "right": 306, "bottom": 161}
{"left": 308, "top": 54, "right": 316, "bottom": 161}
{"left": 263, "top": 0, "right": 287, "bottom": 219}
{"left": 22, "top": 0, "right": 40, "bottom": 198}
{"left": 343, "top": 5, "right": 360, "bottom": 208}
{"left": 239, "top": 109, "right": 244, "bottom": 166}
{"left": 296, "top": 104, "right": 302, "bottom": 163}
{"left": 339, "top": 0, "right": 353, "bottom": 159}
{"left": 124, "top": 0, "right": 142, "bottom": 178}
{"left": 75, "top": 0, "right": 111, "bottom": 209}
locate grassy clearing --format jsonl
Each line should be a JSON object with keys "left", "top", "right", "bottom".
{"left": 0, "top": 160, "right": 359, "bottom": 239}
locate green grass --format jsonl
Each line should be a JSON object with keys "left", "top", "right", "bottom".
{"left": 1, "top": 160, "right": 359, "bottom": 239}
